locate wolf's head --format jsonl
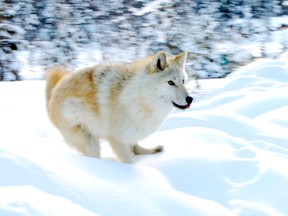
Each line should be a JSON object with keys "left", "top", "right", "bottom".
{"left": 148, "top": 51, "right": 193, "bottom": 110}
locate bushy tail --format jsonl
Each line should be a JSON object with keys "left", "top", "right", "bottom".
{"left": 46, "top": 68, "right": 69, "bottom": 103}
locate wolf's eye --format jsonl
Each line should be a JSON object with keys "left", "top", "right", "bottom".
{"left": 182, "top": 79, "right": 185, "bottom": 84}
{"left": 168, "top": 80, "right": 175, "bottom": 86}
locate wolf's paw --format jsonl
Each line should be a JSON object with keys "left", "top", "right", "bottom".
{"left": 153, "top": 145, "right": 164, "bottom": 154}
{"left": 133, "top": 144, "right": 164, "bottom": 155}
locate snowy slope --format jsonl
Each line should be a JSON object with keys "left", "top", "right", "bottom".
{"left": 1, "top": 58, "right": 288, "bottom": 216}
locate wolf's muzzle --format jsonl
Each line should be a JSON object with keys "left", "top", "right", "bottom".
{"left": 172, "top": 96, "right": 193, "bottom": 110}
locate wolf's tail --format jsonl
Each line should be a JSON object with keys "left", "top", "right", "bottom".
{"left": 46, "top": 68, "right": 69, "bottom": 103}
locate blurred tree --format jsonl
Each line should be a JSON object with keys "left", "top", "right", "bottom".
{"left": 0, "top": 0, "right": 286, "bottom": 80}
{"left": 0, "top": 0, "right": 23, "bottom": 81}
{"left": 219, "top": 0, "right": 235, "bottom": 21}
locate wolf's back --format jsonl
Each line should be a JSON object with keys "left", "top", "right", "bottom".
{"left": 46, "top": 68, "right": 69, "bottom": 102}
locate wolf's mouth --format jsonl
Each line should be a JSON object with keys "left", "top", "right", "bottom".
{"left": 172, "top": 102, "right": 190, "bottom": 110}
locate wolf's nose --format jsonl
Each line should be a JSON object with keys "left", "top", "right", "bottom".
{"left": 186, "top": 96, "right": 193, "bottom": 105}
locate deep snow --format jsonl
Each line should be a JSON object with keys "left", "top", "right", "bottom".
{"left": 0, "top": 57, "right": 288, "bottom": 216}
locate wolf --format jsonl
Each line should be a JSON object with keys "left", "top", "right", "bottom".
{"left": 46, "top": 51, "right": 193, "bottom": 163}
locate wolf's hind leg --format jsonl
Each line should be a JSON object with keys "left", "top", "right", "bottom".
{"left": 61, "top": 125, "right": 100, "bottom": 158}
{"left": 133, "top": 143, "right": 163, "bottom": 155}
{"left": 108, "top": 138, "right": 133, "bottom": 163}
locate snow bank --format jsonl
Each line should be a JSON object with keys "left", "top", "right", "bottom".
{"left": 1, "top": 58, "right": 288, "bottom": 215}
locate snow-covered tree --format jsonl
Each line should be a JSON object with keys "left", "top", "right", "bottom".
{"left": 0, "top": 0, "right": 25, "bottom": 81}
{"left": 0, "top": 0, "right": 287, "bottom": 80}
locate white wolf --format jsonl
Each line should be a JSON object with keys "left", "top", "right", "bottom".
{"left": 46, "top": 51, "right": 193, "bottom": 163}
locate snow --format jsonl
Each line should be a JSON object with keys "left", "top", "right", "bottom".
{"left": 129, "top": 0, "right": 171, "bottom": 16}
{"left": 1, "top": 57, "right": 288, "bottom": 216}
{"left": 270, "top": 16, "right": 288, "bottom": 29}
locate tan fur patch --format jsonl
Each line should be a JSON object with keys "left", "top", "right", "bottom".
{"left": 71, "top": 124, "right": 81, "bottom": 133}
{"left": 46, "top": 67, "right": 100, "bottom": 128}
{"left": 83, "top": 69, "right": 100, "bottom": 115}
{"left": 109, "top": 72, "right": 133, "bottom": 106}
{"left": 71, "top": 124, "right": 91, "bottom": 138}
{"left": 58, "top": 67, "right": 99, "bottom": 115}
{"left": 109, "top": 81, "right": 123, "bottom": 105}
{"left": 139, "top": 100, "right": 154, "bottom": 116}
{"left": 46, "top": 68, "right": 69, "bottom": 102}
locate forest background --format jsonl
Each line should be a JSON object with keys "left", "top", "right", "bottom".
{"left": 1, "top": 0, "right": 288, "bottom": 80}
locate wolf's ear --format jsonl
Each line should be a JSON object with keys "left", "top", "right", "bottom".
{"left": 154, "top": 51, "right": 168, "bottom": 71}
{"left": 174, "top": 52, "right": 187, "bottom": 67}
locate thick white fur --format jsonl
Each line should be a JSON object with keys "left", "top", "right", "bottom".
{"left": 46, "top": 51, "right": 191, "bottom": 163}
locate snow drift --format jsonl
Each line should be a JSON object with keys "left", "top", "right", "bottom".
{"left": 0, "top": 58, "right": 288, "bottom": 215}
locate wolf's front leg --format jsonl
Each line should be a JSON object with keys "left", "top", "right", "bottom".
{"left": 132, "top": 143, "right": 163, "bottom": 155}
